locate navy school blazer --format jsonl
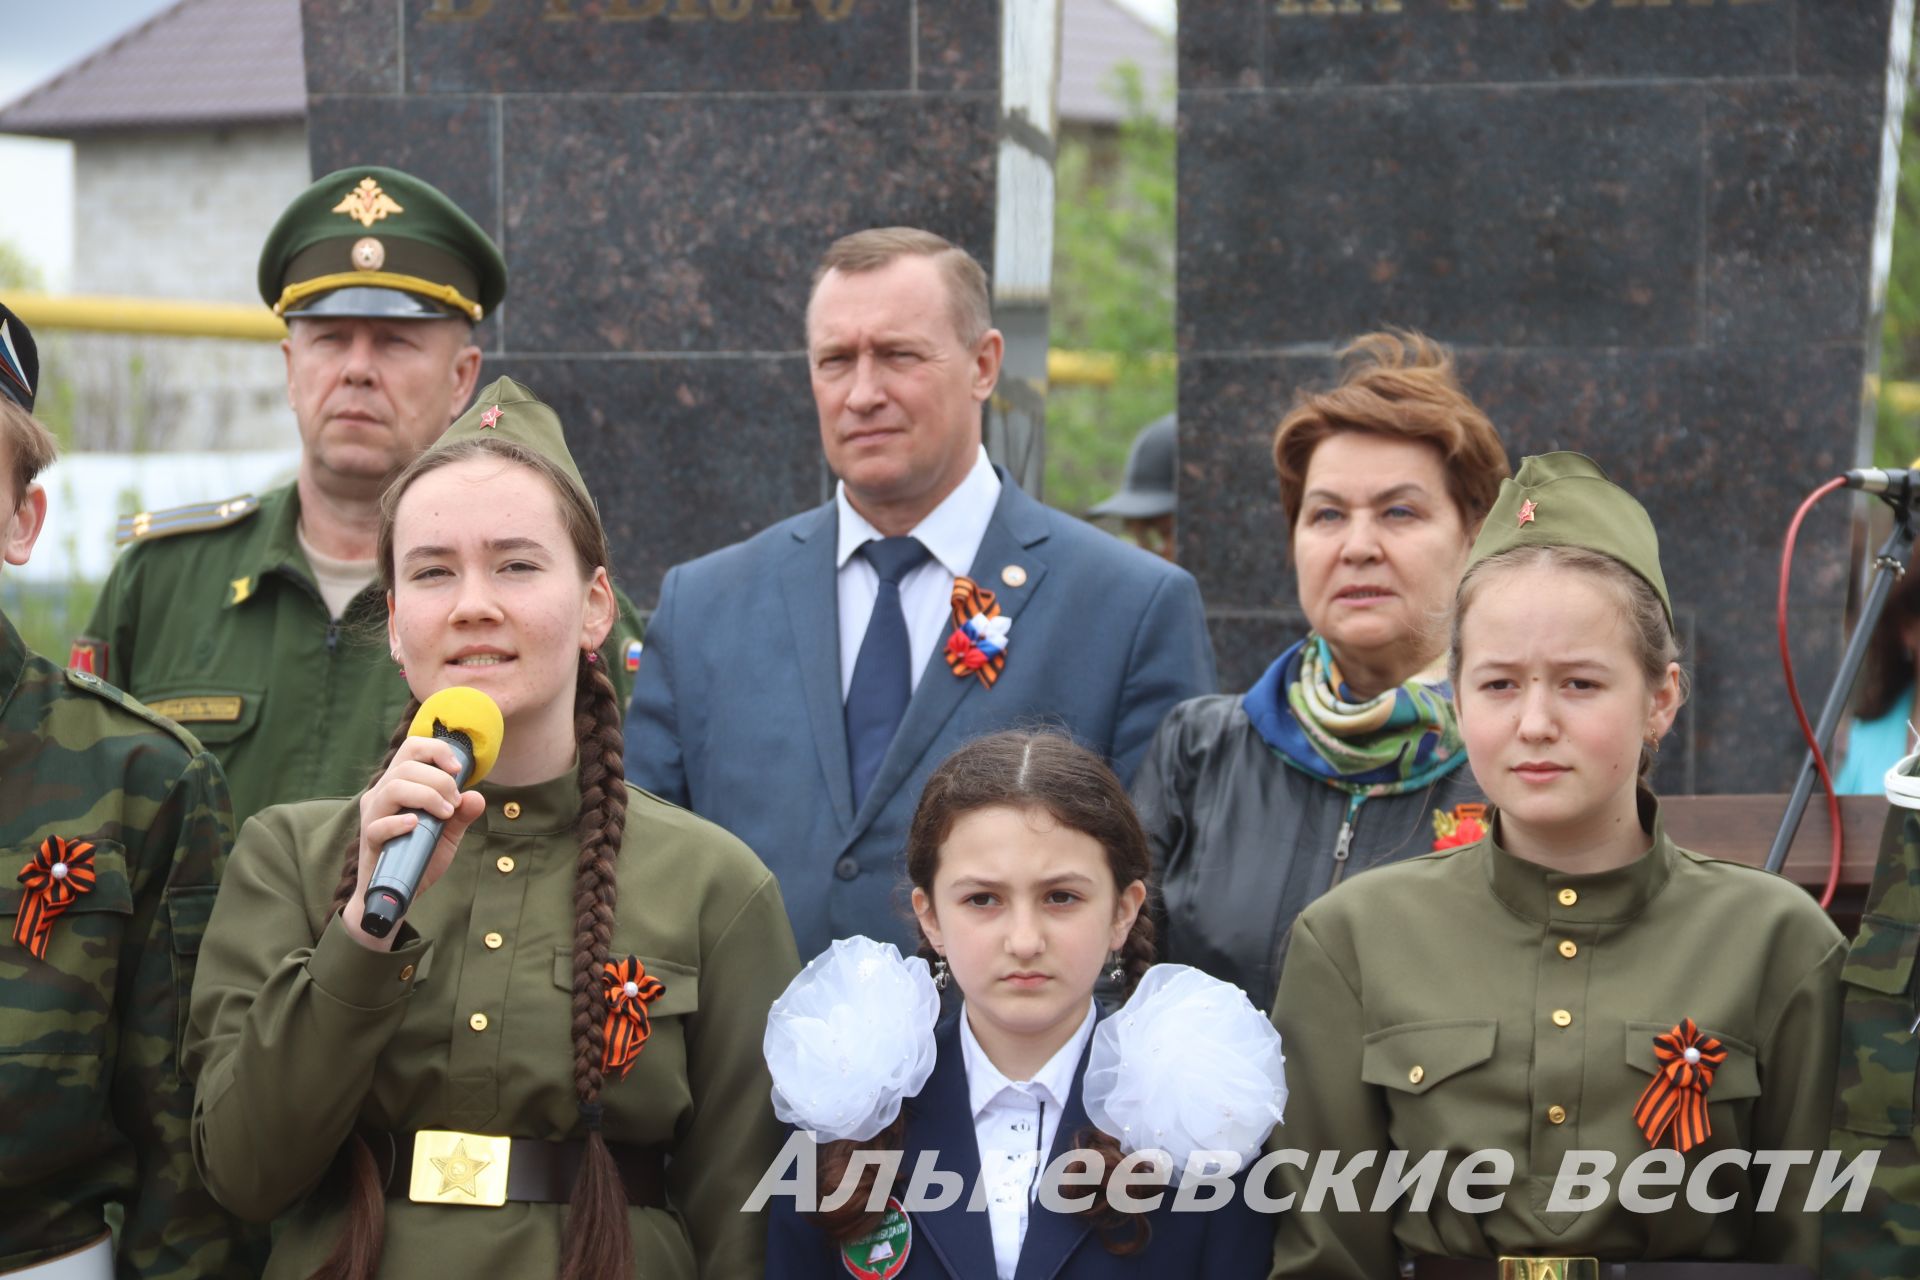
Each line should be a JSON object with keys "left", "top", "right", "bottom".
{"left": 764, "top": 1013, "right": 1273, "bottom": 1280}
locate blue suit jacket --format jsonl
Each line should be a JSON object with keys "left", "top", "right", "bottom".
{"left": 765, "top": 1013, "right": 1272, "bottom": 1280}
{"left": 623, "top": 473, "right": 1215, "bottom": 957}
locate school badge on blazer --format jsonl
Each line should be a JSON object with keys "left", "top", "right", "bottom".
{"left": 840, "top": 1197, "right": 911, "bottom": 1280}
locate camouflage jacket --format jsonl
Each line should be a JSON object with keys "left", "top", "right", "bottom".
{"left": 0, "top": 612, "right": 247, "bottom": 1277}
{"left": 1826, "top": 800, "right": 1920, "bottom": 1279}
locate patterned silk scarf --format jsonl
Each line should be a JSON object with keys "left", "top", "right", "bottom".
{"left": 1242, "top": 634, "right": 1466, "bottom": 795}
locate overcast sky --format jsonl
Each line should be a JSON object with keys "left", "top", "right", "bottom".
{"left": 0, "top": 0, "right": 1175, "bottom": 292}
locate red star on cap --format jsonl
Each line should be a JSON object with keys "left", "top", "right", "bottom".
{"left": 1517, "top": 498, "right": 1537, "bottom": 527}
{"left": 479, "top": 405, "right": 502, "bottom": 429}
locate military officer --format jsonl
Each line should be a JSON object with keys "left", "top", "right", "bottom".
{"left": 1824, "top": 776, "right": 1920, "bottom": 1279}
{"left": 0, "top": 303, "right": 247, "bottom": 1278}
{"left": 78, "top": 166, "right": 643, "bottom": 824}
{"left": 1269, "top": 454, "right": 1844, "bottom": 1277}
{"left": 187, "top": 378, "right": 798, "bottom": 1279}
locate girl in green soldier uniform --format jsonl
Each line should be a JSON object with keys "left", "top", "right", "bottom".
{"left": 1270, "top": 453, "right": 1844, "bottom": 1278}
{"left": 187, "top": 378, "right": 799, "bottom": 1280}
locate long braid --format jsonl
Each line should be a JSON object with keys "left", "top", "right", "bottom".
{"left": 309, "top": 699, "right": 418, "bottom": 1280}
{"left": 559, "top": 656, "right": 634, "bottom": 1280}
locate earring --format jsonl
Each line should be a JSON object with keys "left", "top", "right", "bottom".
{"left": 932, "top": 957, "right": 949, "bottom": 992}
{"left": 1107, "top": 951, "right": 1124, "bottom": 984}
{"left": 585, "top": 650, "right": 600, "bottom": 665}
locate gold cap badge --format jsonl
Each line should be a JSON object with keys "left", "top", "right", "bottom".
{"left": 351, "top": 237, "right": 386, "bottom": 270}
{"left": 333, "top": 177, "right": 404, "bottom": 229}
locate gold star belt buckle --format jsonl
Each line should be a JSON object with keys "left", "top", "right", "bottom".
{"left": 1498, "top": 1261, "right": 1598, "bottom": 1280}
{"left": 408, "top": 1129, "right": 511, "bottom": 1207}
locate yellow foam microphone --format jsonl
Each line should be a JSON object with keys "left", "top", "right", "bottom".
{"left": 361, "top": 687, "right": 505, "bottom": 938}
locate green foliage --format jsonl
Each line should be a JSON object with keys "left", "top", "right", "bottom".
{"left": 0, "top": 238, "right": 43, "bottom": 291}
{"left": 1881, "top": 85, "right": 1920, "bottom": 468}
{"left": 1045, "top": 63, "right": 1177, "bottom": 519}
{"left": 1, "top": 578, "right": 101, "bottom": 663}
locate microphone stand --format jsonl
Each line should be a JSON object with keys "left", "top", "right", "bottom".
{"left": 1767, "top": 477, "right": 1919, "bottom": 873}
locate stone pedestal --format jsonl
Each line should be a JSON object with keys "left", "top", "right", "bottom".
{"left": 302, "top": 0, "right": 998, "bottom": 594}
{"left": 1179, "top": 0, "right": 1905, "bottom": 792}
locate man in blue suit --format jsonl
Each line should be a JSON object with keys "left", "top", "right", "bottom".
{"left": 624, "top": 227, "right": 1215, "bottom": 957}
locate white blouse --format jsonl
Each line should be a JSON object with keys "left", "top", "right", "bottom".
{"left": 958, "top": 1000, "right": 1099, "bottom": 1280}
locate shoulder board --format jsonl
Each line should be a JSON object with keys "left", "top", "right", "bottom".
{"left": 116, "top": 493, "right": 260, "bottom": 546}
{"left": 61, "top": 668, "right": 206, "bottom": 754}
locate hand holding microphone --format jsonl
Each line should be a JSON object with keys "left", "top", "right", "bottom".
{"left": 346, "top": 687, "right": 505, "bottom": 946}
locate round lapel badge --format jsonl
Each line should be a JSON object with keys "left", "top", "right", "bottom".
{"left": 1000, "top": 564, "right": 1027, "bottom": 588}
{"left": 352, "top": 236, "right": 386, "bottom": 271}
{"left": 840, "top": 1196, "right": 911, "bottom": 1280}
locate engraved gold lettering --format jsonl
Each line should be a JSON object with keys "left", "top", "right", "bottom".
{"left": 1498, "top": 0, "right": 1526, "bottom": 10}
{"left": 812, "top": 0, "right": 854, "bottom": 17}
{"left": 765, "top": 0, "right": 801, "bottom": 15}
{"left": 1450, "top": 0, "right": 1475, "bottom": 9}
{"left": 541, "top": 0, "right": 574, "bottom": 17}
{"left": 712, "top": 0, "right": 752, "bottom": 17}
{"left": 670, "top": 0, "right": 704, "bottom": 18}
{"left": 1277, "top": 0, "right": 1307, "bottom": 12}
{"left": 1375, "top": 0, "right": 1404, "bottom": 10}
{"left": 606, "top": 0, "right": 668, "bottom": 17}
{"left": 425, "top": 0, "right": 492, "bottom": 18}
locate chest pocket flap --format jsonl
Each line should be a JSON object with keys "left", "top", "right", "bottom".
{"left": 552, "top": 949, "right": 700, "bottom": 1019}
{"left": 1840, "top": 914, "right": 1920, "bottom": 996}
{"left": 1362, "top": 1018, "right": 1497, "bottom": 1094}
{"left": 1623, "top": 1020, "right": 1762, "bottom": 1100}
{"left": 0, "top": 839, "right": 134, "bottom": 919}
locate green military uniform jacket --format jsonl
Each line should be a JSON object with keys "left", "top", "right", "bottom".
{"left": 82, "top": 482, "right": 645, "bottom": 825}
{"left": 186, "top": 771, "right": 800, "bottom": 1279}
{"left": 0, "top": 612, "right": 246, "bottom": 1277}
{"left": 1269, "top": 803, "right": 1844, "bottom": 1277}
{"left": 1825, "top": 801, "right": 1920, "bottom": 1279}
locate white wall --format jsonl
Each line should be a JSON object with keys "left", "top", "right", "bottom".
{"left": 63, "top": 122, "right": 309, "bottom": 450}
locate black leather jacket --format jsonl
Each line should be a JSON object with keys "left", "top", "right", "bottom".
{"left": 1131, "top": 693, "right": 1484, "bottom": 1013}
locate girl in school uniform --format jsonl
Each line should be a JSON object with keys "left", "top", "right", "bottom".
{"left": 1270, "top": 453, "right": 1845, "bottom": 1279}
{"left": 763, "top": 730, "right": 1284, "bottom": 1280}
{"left": 186, "top": 379, "right": 798, "bottom": 1280}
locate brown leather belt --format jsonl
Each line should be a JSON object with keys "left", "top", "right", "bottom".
{"left": 369, "top": 1129, "right": 667, "bottom": 1208}
{"left": 1413, "top": 1261, "right": 1813, "bottom": 1280}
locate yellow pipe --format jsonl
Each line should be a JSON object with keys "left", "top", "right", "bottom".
{"left": 8, "top": 292, "right": 285, "bottom": 342}
{"left": 5, "top": 293, "right": 1179, "bottom": 387}
{"left": 1046, "top": 350, "right": 1175, "bottom": 388}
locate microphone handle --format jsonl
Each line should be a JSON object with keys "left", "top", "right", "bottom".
{"left": 360, "top": 737, "right": 477, "bottom": 939}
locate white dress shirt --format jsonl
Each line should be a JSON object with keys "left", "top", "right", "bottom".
{"left": 835, "top": 447, "right": 1002, "bottom": 700}
{"left": 958, "top": 1000, "right": 1098, "bottom": 1280}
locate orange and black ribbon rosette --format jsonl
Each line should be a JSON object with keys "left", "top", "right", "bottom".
{"left": 944, "top": 577, "right": 1010, "bottom": 688}
{"left": 1632, "top": 1018, "right": 1727, "bottom": 1153}
{"left": 13, "top": 836, "right": 97, "bottom": 960}
{"left": 600, "top": 955, "right": 666, "bottom": 1081}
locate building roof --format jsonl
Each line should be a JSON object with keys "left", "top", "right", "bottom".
{"left": 0, "top": 0, "right": 1161, "bottom": 139}
{"left": 0, "top": 0, "right": 304, "bottom": 139}
{"left": 1060, "top": 0, "right": 1173, "bottom": 127}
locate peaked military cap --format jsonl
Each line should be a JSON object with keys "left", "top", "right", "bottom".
{"left": 433, "top": 377, "right": 588, "bottom": 498}
{"left": 258, "top": 166, "right": 506, "bottom": 322}
{"left": 0, "top": 300, "right": 38, "bottom": 412}
{"left": 1468, "top": 450, "right": 1672, "bottom": 625}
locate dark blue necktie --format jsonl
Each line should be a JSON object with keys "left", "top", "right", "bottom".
{"left": 845, "top": 536, "right": 932, "bottom": 811}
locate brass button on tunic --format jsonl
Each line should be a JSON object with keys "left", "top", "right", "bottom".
{"left": 1270, "top": 801, "right": 1845, "bottom": 1275}
{"left": 187, "top": 768, "right": 800, "bottom": 1279}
